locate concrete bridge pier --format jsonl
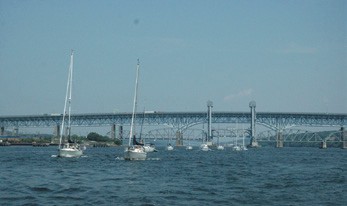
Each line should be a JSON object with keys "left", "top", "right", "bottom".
{"left": 0, "top": 126, "right": 4, "bottom": 136}
{"left": 13, "top": 127, "right": 19, "bottom": 136}
{"left": 176, "top": 130, "right": 183, "bottom": 146}
{"left": 207, "top": 100, "right": 213, "bottom": 143}
{"left": 341, "top": 127, "right": 347, "bottom": 149}
{"left": 276, "top": 131, "right": 284, "bottom": 148}
{"left": 118, "top": 125, "right": 123, "bottom": 140}
{"left": 249, "top": 101, "right": 259, "bottom": 147}
{"left": 111, "top": 124, "right": 116, "bottom": 140}
{"left": 55, "top": 124, "right": 60, "bottom": 137}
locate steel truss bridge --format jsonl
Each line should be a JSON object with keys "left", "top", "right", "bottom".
{"left": 0, "top": 112, "right": 346, "bottom": 128}
{"left": 1, "top": 112, "right": 346, "bottom": 128}
{"left": 1, "top": 111, "right": 346, "bottom": 139}
{"left": 257, "top": 129, "right": 342, "bottom": 143}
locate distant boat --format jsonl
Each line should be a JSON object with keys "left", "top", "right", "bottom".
{"left": 186, "top": 145, "right": 193, "bottom": 150}
{"left": 124, "top": 60, "right": 147, "bottom": 160}
{"left": 186, "top": 135, "right": 193, "bottom": 150}
{"left": 200, "top": 143, "right": 210, "bottom": 151}
{"left": 58, "top": 50, "right": 83, "bottom": 158}
{"left": 233, "top": 145, "right": 241, "bottom": 151}
{"left": 143, "top": 143, "right": 157, "bottom": 152}
{"left": 167, "top": 143, "right": 174, "bottom": 151}
{"left": 200, "top": 131, "right": 210, "bottom": 151}
{"left": 216, "top": 134, "right": 224, "bottom": 150}
{"left": 217, "top": 145, "right": 225, "bottom": 150}
{"left": 139, "top": 109, "right": 157, "bottom": 153}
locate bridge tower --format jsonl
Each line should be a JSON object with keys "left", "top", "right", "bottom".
{"left": 249, "top": 100, "right": 259, "bottom": 147}
{"left": 207, "top": 100, "right": 213, "bottom": 145}
{"left": 111, "top": 124, "right": 116, "bottom": 140}
{"left": 276, "top": 130, "right": 284, "bottom": 148}
{"left": 118, "top": 125, "right": 123, "bottom": 141}
{"left": 175, "top": 130, "right": 183, "bottom": 146}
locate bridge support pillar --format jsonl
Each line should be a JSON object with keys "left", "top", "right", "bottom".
{"left": 320, "top": 140, "right": 327, "bottom": 149}
{"left": 207, "top": 100, "right": 213, "bottom": 143}
{"left": 276, "top": 131, "right": 284, "bottom": 148}
{"left": 52, "top": 124, "right": 60, "bottom": 144}
{"left": 55, "top": 124, "right": 60, "bottom": 137}
{"left": 249, "top": 101, "right": 259, "bottom": 147}
{"left": 111, "top": 124, "right": 116, "bottom": 140}
{"left": 0, "top": 127, "right": 4, "bottom": 136}
{"left": 176, "top": 131, "right": 183, "bottom": 146}
{"left": 13, "top": 127, "right": 19, "bottom": 136}
{"left": 341, "top": 127, "right": 347, "bottom": 149}
{"left": 118, "top": 125, "right": 123, "bottom": 141}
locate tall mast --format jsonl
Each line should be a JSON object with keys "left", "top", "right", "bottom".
{"left": 59, "top": 50, "right": 74, "bottom": 148}
{"left": 67, "top": 50, "right": 74, "bottom": 139}
{"left": 129, "top": 59, "right": 140, "bottom": 146}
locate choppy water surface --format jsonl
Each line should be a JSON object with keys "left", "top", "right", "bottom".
{"left": 0, "top": 146, "right": 346, "bottom": 205}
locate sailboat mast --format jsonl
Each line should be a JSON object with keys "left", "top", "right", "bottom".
{"left": 67, "top": 50, "right": 74, "bottom": 139}
{"left": 129, "top": 59, "right": 140, "bottom": 146}
{"left": 59, "top": 50, "right": 74, "bottom": 148}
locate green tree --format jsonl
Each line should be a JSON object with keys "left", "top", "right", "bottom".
{"left": 87, "top": 132, "right": 110, "bottom": 142}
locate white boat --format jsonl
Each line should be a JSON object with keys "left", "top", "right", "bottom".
{"left": 124, "top": 145, "right": 147, "bottom": 160}
{"left": 124, "top": 59, "right": 147, "bottom": 161}
{"left": 216, "top": 135, "right": 224, "bottom": 150}
{"left": 186, "top": 135, "right": 193, "bottom": 150}
{"left": 233, "top": 145, "right": 241, "bottom": 151}
{"left": 138, "top": 110, "right": 156, "bottom": 153}
{"left": 143, "top": 143, "right": 157, "bottom": 152}
{"left": 167, "top": 144, "right": 174, "bottom": 151}
{"left": 59, "top": 143, "right": 83, "bottom": 158}
{"left": 58, "top": 50, "right": 83, "bottom": 158}
{"left": 217, "top": 145, "right": 225, "bottom": 150}
{"left": 200, "top": 143, "right": 210, "bottom": 151}
{"left": 186, "top": 145, "right": 193, "bottom": 150}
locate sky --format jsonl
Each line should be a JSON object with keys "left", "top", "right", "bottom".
{"left": 0, "top": 0, "right": 346, "bottom": 116}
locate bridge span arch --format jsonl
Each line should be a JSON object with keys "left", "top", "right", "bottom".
{"left": 1, "top": 110, "right": 346, "bottom": 148}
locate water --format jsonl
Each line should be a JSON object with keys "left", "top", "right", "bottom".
{"left": 0, "top": 146, "right": 346, "bottom": 206}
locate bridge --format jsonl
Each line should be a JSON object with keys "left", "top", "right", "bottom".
{"left": 1, "top": 101, "right": 346, "bottom": 148}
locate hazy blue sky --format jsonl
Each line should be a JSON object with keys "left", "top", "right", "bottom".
{"left": 0, "top": 0, "right": 346, "bottom": 115}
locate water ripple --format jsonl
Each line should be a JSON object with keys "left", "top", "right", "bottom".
{"left": 0, "top": 147, "right": 346, "bottom": 205}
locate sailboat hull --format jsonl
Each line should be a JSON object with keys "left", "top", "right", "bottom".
{"left": 200, "top": 144, "right": 210, "bottom": 151}
{"left": 59, "top": 147, "right": 83, "bottom": 158}
{"left": 143, "top": 145, "right": 156, "bottom": 152}
{"left": 124, "top": 146, "right": 147, "bottom": 160}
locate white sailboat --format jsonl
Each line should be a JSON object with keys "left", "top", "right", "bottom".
{"left": 139, "top": 109, "right": 157, "bottom": 153}
{"left": 200, "top": 132, "right": 210, "bottom": 151}
{"left": 58, "top": 50, "right": 83, "bottom": 158}
{"left": 241, "top": 125, "right": 248, "bottom": 151}
{"left": 186, "top": 145, "right": 193, "bottom": 150}
{"left": 232, "top": 133, "right": 241, "bottom": 151}
{"left": 200, "top": 143, "right": 210, "bottom": 151}
{"left": 217, "top": 135, "right": 224, "bottom": 150}
{"left": 124, "top": 59, "right": 147, "bottom": 160}
{"left": 143, "top": 143, "right": 156, "bottom": 152}
{"left": 167, "top": 143, "right": 174, "bottom": 151}
{"left": 185, "top": 135, "right": 193, "bottom": 150}
{"left": 166, "top": 135, "right": 174, "bottom": 151}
